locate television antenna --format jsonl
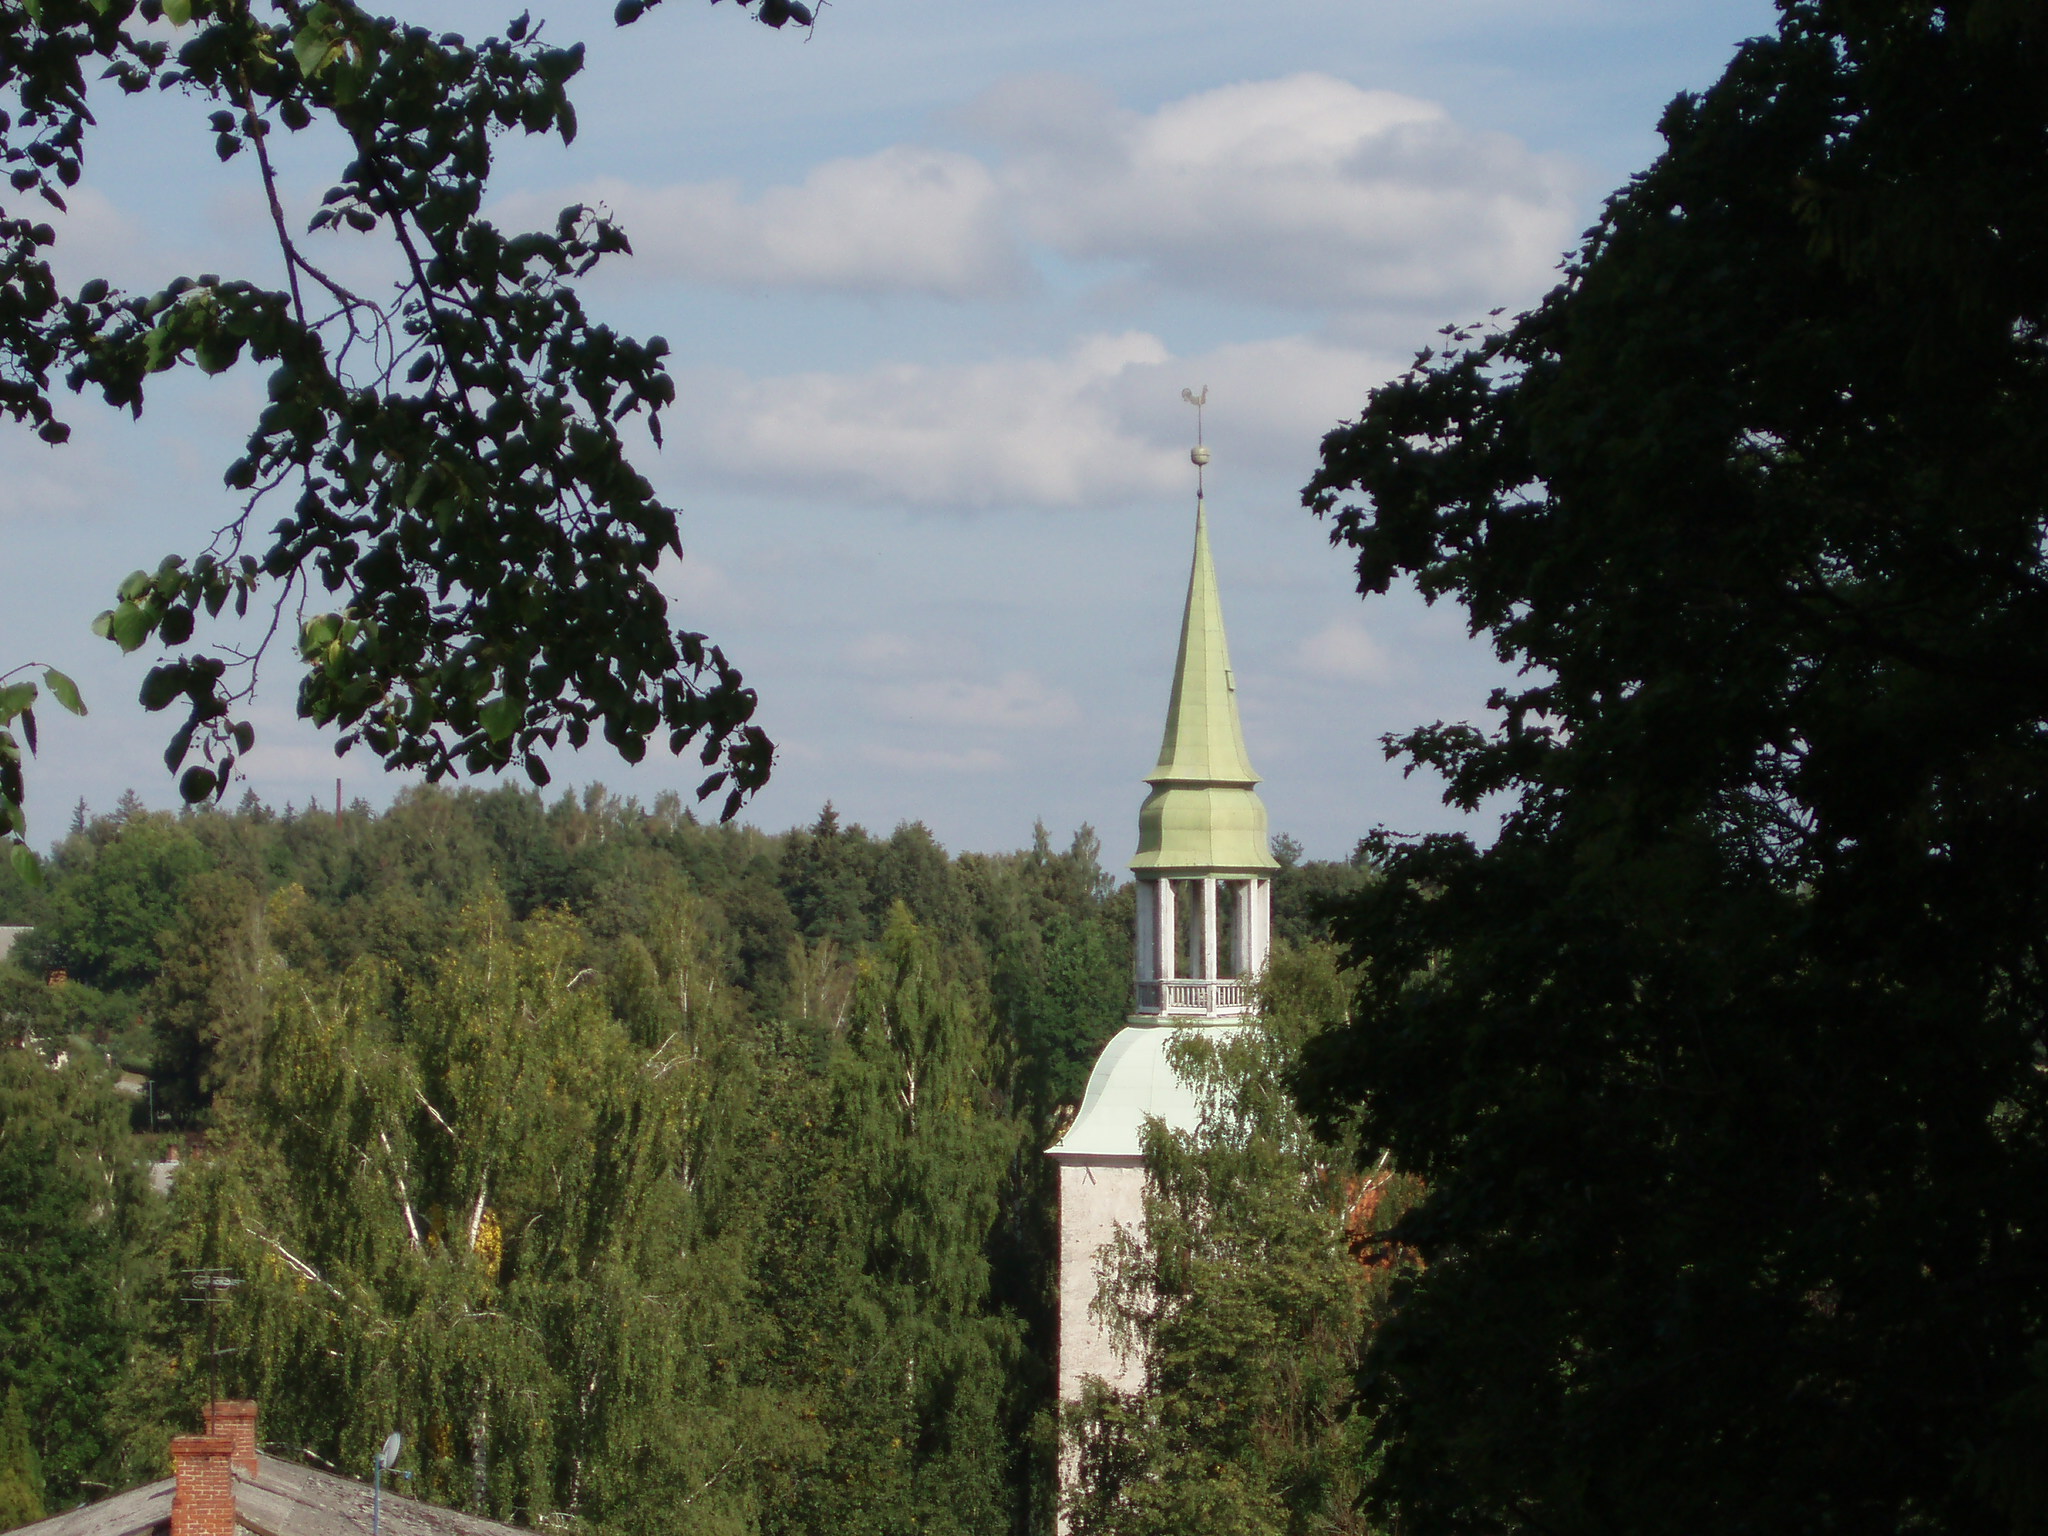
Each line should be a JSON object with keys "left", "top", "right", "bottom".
{"left": 373, "top": 1431, "right": 403, "bottom": 1536}
{"left": 180, "top": 1269, "right": 242, "bottom": 1405}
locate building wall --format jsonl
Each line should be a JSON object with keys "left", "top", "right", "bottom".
{"left": 1056, "top": 1157, "right": 1148, "bottom": 1402}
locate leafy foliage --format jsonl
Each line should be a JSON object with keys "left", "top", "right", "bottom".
{"left": 0, "top": 1044, "right": 156, "bottom": 1510}
{"left": 19, "top": 814, "right": 210, "bottom": 991}
{"left": 0, "top": 666, "right": 86, "bottom": 884}
{"left": 3, "top": 0, "right": 798, "bottom": 834}
{"left": 3, "top": 784, "right": 1143, "bottom": 1533}
{"left": 0, "top": 1387, "right": 44, "bottom": 1532}
{"left": 1296, "top": 1, "right": 2048, "bottom": 1529}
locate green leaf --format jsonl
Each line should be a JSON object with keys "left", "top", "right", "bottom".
{"left": 41, "top": 669, "right": 85, "bottom": 716}
{"left": 117, "top": 569, "right": 151, "bottom": 601}
{"left": 7, "top": 842, "right": 40, "bottom": 889}
{"left": 480, "top": 696, "right": 523, "bottom": 744}
{"left": 163, "top": 0, "right": 193, "bottom": 24}
{"left": 0, "top": 683, "right": 34, "bottom": 725}
{"left": 139, "top": 666, "right": 186, "bottom": 711}
{"left": 301, "top": 613, "right": 341, "bottom": 653}
{"left": 144, "top": 321, "right": 180, "bottom": 372}
{"left": 294, "top": 24, "right": 335, "bottom": 77}
{"left": 178, "top": 767, "right": 217, "bottom": 803}
{"left": 194, "top": 333, "right": 241, "bottom": 376}
{"left": 109, "top": 602, "right": 153, "bottom": 654}
{"left": 91, "top": 610, "right": 115, "bottom": 639}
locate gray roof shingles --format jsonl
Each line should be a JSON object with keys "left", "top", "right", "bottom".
{"left": 15, "top": 1458, "right": 528, "bottom": 1536}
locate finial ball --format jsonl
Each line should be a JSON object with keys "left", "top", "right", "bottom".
{"left": 1191, "top": 445, "right": 1211, "bottom": 466}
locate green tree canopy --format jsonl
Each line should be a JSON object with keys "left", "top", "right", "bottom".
{"left": 24, "top": 813, "right": 209, "bottom": 990}
{"left": 156, "top": 902, "right": 783, "bottom": 1530}
{"left": 0, "top": 1386, "right": 45, "bottom": 1532}
{"left": 1297, "top": 1, "right": 2048, "bottom": 1530}
{"left": 0, "top": 1046, "right": 154, "bottom": 1509}
{"left": 41, "top": 792, "right": 1095, "bottom": 1535}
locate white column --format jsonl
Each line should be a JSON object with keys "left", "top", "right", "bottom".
{"left": 1201, "top": 877, "right": 1218, "bottom": 984}
{"left": 1240, "top": 879, "right": 1257, "bottom": 978}
{"left": 1156, "top": 878, "right": 1176, "bottom": 981}
{"left": 1135, "top": 880, "right": 1155, "bottom": 990}
{"left": 1228, "top": 881, "right": 1246, "bottom": 976}
{"left": 1253, "top": 878, "right": 1270, "bottom": 973}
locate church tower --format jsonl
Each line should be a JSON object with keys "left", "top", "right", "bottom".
{"left": 1046, "top": 433, "right": 1280, "bottom": 1469}
{"left": 1129, "top": 482, "right": 1279, "bottom": 1014}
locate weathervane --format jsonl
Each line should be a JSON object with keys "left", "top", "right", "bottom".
{"left": 1181, "top": 385, "right": 1210, "bottom": 497}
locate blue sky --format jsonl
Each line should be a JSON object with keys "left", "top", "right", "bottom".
{"left": 1, "top": 0, "right": 1777, "bottom": 859}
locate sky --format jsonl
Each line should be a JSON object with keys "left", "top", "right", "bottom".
{"left": 0, "top": 0, "right": 1779, "bottom": 861}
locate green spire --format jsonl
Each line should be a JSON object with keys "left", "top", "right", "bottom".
{"left": 1132, "top": 498, "right": 1279, "bottom": 874}
{"left": 1150, "top": 498, "right": 1260, "bottom": 788}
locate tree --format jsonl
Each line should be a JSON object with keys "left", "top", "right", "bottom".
{"left": 0, "top": 1046, "right": 153, "bottom": 1508}
{"left": 1019, "top": 911, "right": 1126, "bottom": 1113}
{"left": 0, "top": 665, "right": 86, "bottom": 887}
{"left": 1266, "top": 835, "right": 1371, "bottom": 947}
{"left": 2, "top": 0, "right": 795, "bottom": 852}
{"left": 145, "top": 868, "right": 267, "bottom": 1120}
{"left": 158, "top": 903, "right": 781, "bottom": 1532}
{"left": 1296, "top": 2, "right": 2048, "bottom": 1530}
{"left": 6, "top": 788, "right": 1102, "bottom": 1527}
{"left": 1068, "top": 945, "right": 1416, "bottom": 1536}
{"left": 0, "top": 1386, "right": 45, "bottom": 1531}
{"left": 23, "top": 813, "right": 210, "bottom": 990}
{"left": 751, "top": 906, "right": 1024, "bottom": 1536}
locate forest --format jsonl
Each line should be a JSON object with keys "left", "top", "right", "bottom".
{"left": 0, "top": 785, "right": 1376, "bottom": 1536}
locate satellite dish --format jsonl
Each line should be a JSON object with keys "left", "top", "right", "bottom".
{"left": 378, "top": 1432, "right": 403, "bottom": 1471}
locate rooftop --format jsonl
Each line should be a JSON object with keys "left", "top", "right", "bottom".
{"left": 16, "top": 1423, "right": 524, "bottom": 1536}
{"left": 1047, "top": 1021, "right": 1245, "bottom": 1161}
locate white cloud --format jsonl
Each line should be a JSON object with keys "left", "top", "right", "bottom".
{"left": 860, "top": 743, "right": 1007, "bottom": 773}
{"left": 42, "top": 186, "right": 151, "bottom": 292}
{"left": 659, "top": 551, "right": 749, "bottom": 621}
{"left": 666, "top": 330, "right": 1184, "bottom": 507}
{"left": 976, "top": 71, "right": 1577, "bottom": 319}
{"left": 876, "top": 670, "right": 1078, "bottom": 731}
{"left": 1296, "top": 616, "right": 1398, "bottom": 683}
{"left": 504, "top": 73, "right": 1574, "bottom": 321}
{"left": 663, "top": 329, "right": 1400, "bottom": 508}
{"left": 0, "top": 435, "right": 129, "bottom": 525}
{"left": 847, "top": 631, "right": 921, "bottom": 669}
{"left": 503, "top": 148, "right": 1029, "bottom": 299}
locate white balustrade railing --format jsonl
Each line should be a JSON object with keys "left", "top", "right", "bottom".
{"left": 1135, "top": 978, "right": 1249, "bottom": 1016}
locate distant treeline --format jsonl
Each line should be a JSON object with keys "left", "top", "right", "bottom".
{"left": 0, "top": 785, "right": 1367, "bottom": 1536}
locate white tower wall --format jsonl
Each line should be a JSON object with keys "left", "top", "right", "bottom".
{"left": 1055, "top": 1159, "right": 1148, "bottom": 1402}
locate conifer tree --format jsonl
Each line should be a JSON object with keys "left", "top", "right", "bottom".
{"left": 0, "top": 1387, "right": 45, "bottom": 1532}
{"left": 757, "top": 906, "right": 1024, "bottom": 1536}
{"left": 145, "top": 870, "right": 266, "bottom": 1122}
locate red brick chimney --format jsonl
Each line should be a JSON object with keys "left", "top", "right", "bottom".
{"left": 203, "top": 1401, "right": 259, "bottom": 1478}
{"left": 169, "top": 1436, "right": 237, "bottom": 1536}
